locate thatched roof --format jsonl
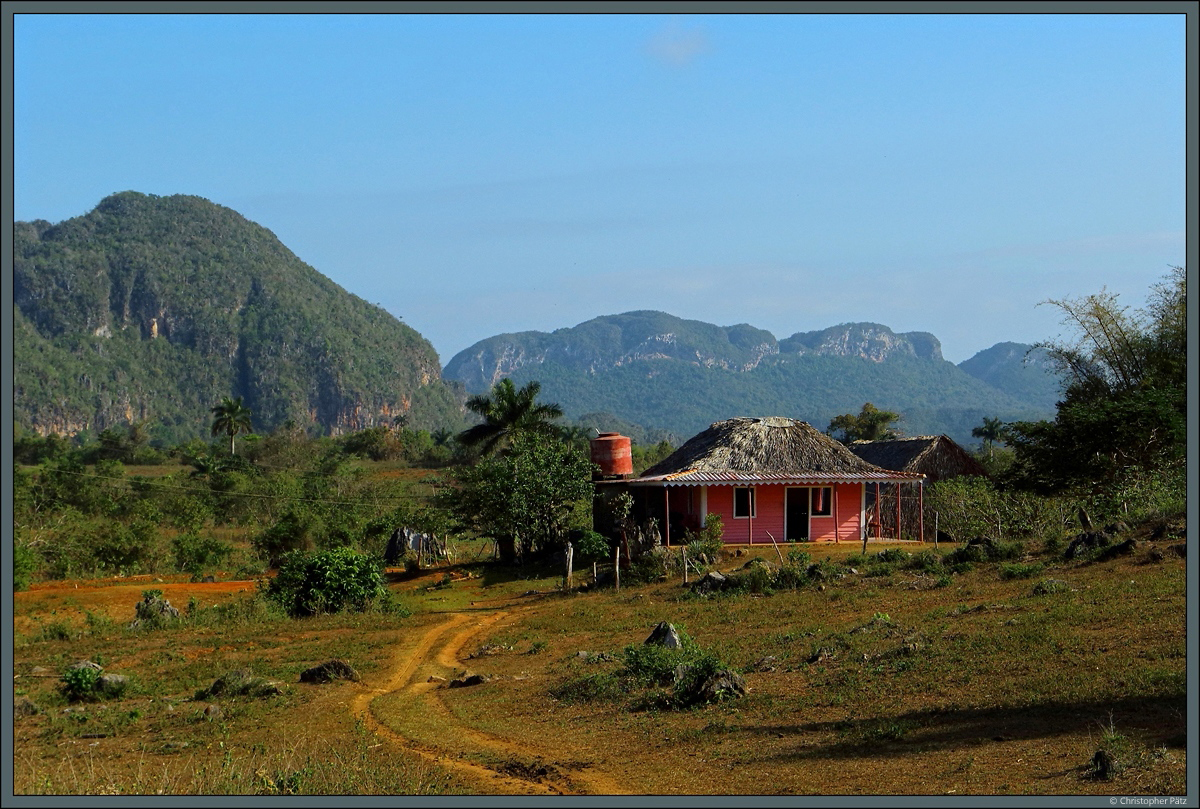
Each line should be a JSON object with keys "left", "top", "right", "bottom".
{"left": 849, "top": 435, "right": 989, "bottom": 483}
{"left": 631, "top": 417, "right": 923, "bottom": 486}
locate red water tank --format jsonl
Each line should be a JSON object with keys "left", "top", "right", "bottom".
{"left": 590, "top": 432, "right": 633, "bottom": 477}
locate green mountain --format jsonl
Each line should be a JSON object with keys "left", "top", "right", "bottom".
{"left": 956, "top": 341, "right": 1064, "bottom": 411}
{"left": 443, "top": 314, "right": 1062, "bottom": 447}
{"left": 14, "top": 192, "right": 465, "bottom": 445}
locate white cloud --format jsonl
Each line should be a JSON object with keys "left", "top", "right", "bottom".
{"left": 646, "top": 20, "right": 711, "bottom": 68}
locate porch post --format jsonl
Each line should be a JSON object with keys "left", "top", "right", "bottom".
{"left": 664, "top": 487, "right": 670, "bottom": 548}
{"left": 748, "top": 488, "right": 753, "bottom": 545}
{"left": 919, "top": 481, "right": 925, "bottom": 543}
{"left": 833, "top": 482, "right": 839, "bottom": 544}
{"left": 895, "top": 479, "right": 901, "bottom": 541}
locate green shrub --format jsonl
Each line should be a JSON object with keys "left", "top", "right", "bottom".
{"left": 683, "top": 515, "right": 725, "bottom": 567}
{"left": 905, "top": 550, "right": 945, "bottom": 573}
{"left": 876, "top": 548, "right": 911, "bottom": 564}
{"left": 172, "top": 533, "right": 234, "bottom": 577}
{"left": 13, "top": 538, "right": 38, "bottom": 591}
{"left": 264, "top": 547, "right": 395, "bottom": 618}
{"left": 38, "top": 620, "right": 75, "bottom": 642}
{"left": 550, "top": 671, "right": 624, "bottom": 704}
{"left": 1000, "top": 562, "right": 1045, "bottom": 580}
{"left": 574, "top": 530, "right": 610, "bottom": 561}
{"left": 786, "top": 548, "right": 812, "bottom": 569}
{"left": 1032, "top": 578, "right": 1072, "bottom": 596}
{"left": 60, "top": 666, "right": 100, "bottom": 702}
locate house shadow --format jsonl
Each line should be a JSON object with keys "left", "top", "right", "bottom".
{"left": 730, "top": 694, "right": 1186, "bottom": 765}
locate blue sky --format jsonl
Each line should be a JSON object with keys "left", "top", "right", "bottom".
{"left": 13, "top": 12, "right": 1186, "bottom": 364}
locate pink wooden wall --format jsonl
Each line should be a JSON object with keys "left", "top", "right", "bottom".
{"left": 701, "top": 483, "right": 863, "bottom": 544}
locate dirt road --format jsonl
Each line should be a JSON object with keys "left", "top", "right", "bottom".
{"left": 349, "top": 603, "right": 625, "bottom": 796}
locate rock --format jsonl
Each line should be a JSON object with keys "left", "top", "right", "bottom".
{"left": 70, "top": 660, "right": 104, "bottom": 673}
{"left": 735, "top": 548, "right": 746, "bottom": 557}
{"left": 690, "top": 668, "right": 747, "bottom": 704}
{"left": 1096, "top": 538, "right": 1139, "bottom": 562}
{"left": 30, "top": 666, "right": 52, "bottom": 677}
{"left": 750, "top": 655, "right": 778, "bottom": 672}
{"left": 14, "top": 696, "right": 40, "bottom": 718}
{"left": 202, "top": 575, "right": 216, "bottom": 583}
{"left": 643, "top": 621, "right": 683, "bottom": 649}
{"left": 1091, "top": 749, "right": 1117, "bottom": 779}
{"left": 448, "top": 673, "right": 491, "bottom": 688}
{"left": 1065, "top": 531, "right": 1112, "bottom": 560}
{"left": 197, "top": 669, "right": 282, "bottom": 699}
{"left": 690, "top": 571, "right": 728, "bottom": 596}
{"left": 299, "top": 659, "right": 361, "bottom": 684}
{"left": 96, "top": 674, "right": 129, "bottom": 696}
{"left": 1169, "top": 543, "right": 1186, "bottom": 558}
{"left": 807, "top": 647, "right": 836, "bottom": 664}
{"left": 202, "top": 703, "right": 223, "bottom": 721}
{"left": 427, "top": 675, "right": 447, "bottom": 683}
{"left": 130, "top": 593, "right": 181, "bottom": 629}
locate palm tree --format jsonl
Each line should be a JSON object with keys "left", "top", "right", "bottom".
{"left": 457, "top": 379, "right": 564, "bottom": 456}
{"left": 210, "top": 396, "right": 253, "bottom": 455}
{"left": 972, "top": 416, "right": 1007, "bottom": 462}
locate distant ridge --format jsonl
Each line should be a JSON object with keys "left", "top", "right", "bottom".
{"left": 444, "top": 313, "right": 1062, "bottom": 447}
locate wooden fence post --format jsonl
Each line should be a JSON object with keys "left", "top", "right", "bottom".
{"left": 564, "top": 542, "right": 573, "bottom": 591}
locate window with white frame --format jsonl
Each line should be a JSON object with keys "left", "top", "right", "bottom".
{"left": 733, "top": 487, "right": 756, "bottom": 518}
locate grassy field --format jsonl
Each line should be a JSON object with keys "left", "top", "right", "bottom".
{"left": 11, "top": 531, "right": 1188, "bottom": 796}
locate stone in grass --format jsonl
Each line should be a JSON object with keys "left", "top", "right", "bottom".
{"left": 644, "top": 621, "right": 683, "bottom": 649}
{"left": 299, "top": 659, "right": 361, "bottom": 684}
{"left": 96, "top": 674, "right": 129, "bottom": 697}
{"left": 681, "top": 662, "right": 744, "bottom": 700}
{"left": 69, "top": 660, "right": 104, "bottom": 673}
{"left": 14, "top": 695, "right": 40, "bottom": 719}
{"left": 196, "top": 669, "right": 284, "bottom": 700}
{"left": 1031, "top": 579, "right": 1072, "bottom": 596}
{"left": 690, "top": 571, "right": 729, "bottom": 596}
{"left": 448, "top": 673, "right": 492, "bottom": 688}
{"left": 202, "top": 703, "right": 223, "bottom": 721}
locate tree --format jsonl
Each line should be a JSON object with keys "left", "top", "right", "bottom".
{"left": 441, "top": 431, "right": 595, "bottom": 562}
{"left": 457, "top": 379, "right": 564, "bottom": 456}
{"left": 971, "top": 417, "right": 1007, "bottom": 462}
{"left": 210, "top": 396, "right": 253, "bottom": 455}
{"left": 827, "top": 402, "right": 902, "bottom": 444}
{"left": 1004, "top": 267, "right": 1186, "bottom": 493}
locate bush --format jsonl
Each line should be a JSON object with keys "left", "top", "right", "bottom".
{"left": 13, "top": 538, "right": 38, "bottom": 591}
{"left": 60, "top": 666, "right": 101, "bottom": 702}
{"left": 573, "top": 530, "right": 611, "bottom": 561}
{"left": 683, "top": 514, "right": 725, "bottom": 568}
{"left": 172, "top": 533, "right": 234, "bottom": 578}
{"left": 1000, "top": 562, "right": 1045, "bottom": 580}
{"left": 264, "top": 547, "right": 394, "bottom": 618}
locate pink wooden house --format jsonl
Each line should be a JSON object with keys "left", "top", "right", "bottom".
{"left": 611, "top": 417, "right": 924, "bottom": 545}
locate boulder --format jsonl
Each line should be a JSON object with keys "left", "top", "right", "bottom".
{"left": 1096, "top": 538, "right": 1139, "bottom": 562}
{"left": 197, "top": 669, "right": 283, "bottom": 699}
{"left": 14, "top": 696, "right": 40, "bottom": 719}
{"left": 299, "top": 659, "right": 361, "bottom": 684}
{"left": 96, "top": 674, "right": 129, "bottom": 697}
{"left": 69, "top": 660, "right": 104, "bottom": 673}
{"left": 644, "top": 622, "right": 683, "bottom": 649}
{"left": 691, "top": 668, "right": 747, "bottom": 704}
{"left": 448, "top": 673, "right": 491, "bottom": 688}
{"left": 202, "top": 703, "right": 223, "bottom": 721}
{"left": 690, "top": 571, "right": 728, "bottom": 596}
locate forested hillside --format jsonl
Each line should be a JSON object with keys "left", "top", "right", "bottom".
{"left": 443, "top": 314, "right": 1061, "bottom": 446}
{"left": 14, "top": 192, "right": 465, "bottom": 444}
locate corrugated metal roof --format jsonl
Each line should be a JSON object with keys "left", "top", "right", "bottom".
{"left": 627, "top": 469, "right": 924, "bottom": 486}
